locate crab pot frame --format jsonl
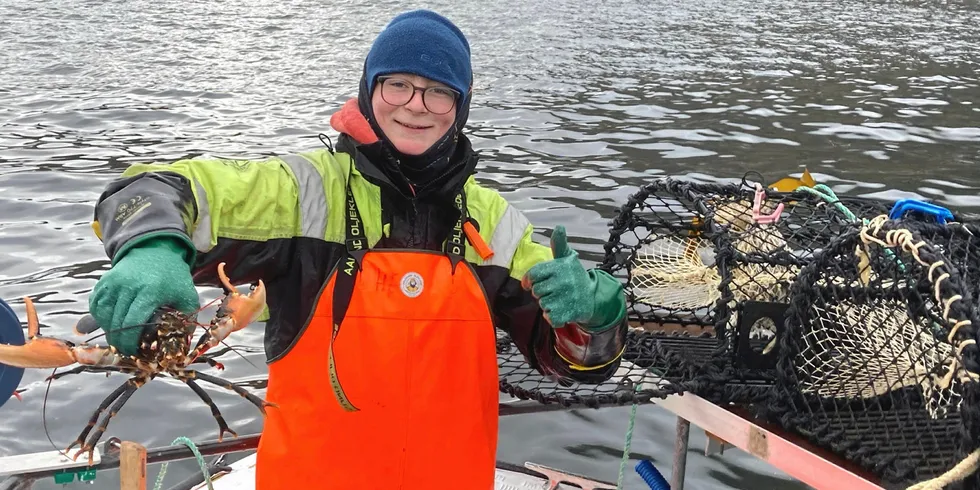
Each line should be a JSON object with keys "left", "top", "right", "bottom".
{"left": 599, "top": 178, "right": 890, "bottom": 405}
{"left": 758, "top": 217, "right": 980, "bottom": 489}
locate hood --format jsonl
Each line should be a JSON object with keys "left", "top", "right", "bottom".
{"left": 329, "top": 98, "right": 379, "bottom": 146}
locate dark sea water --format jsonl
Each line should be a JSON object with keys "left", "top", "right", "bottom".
{"left": 1, "top": 0, "right": 978, "bottom": 488}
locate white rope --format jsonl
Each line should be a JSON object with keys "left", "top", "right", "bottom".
{"left": 906, "top": 449, "right": 980, "bottom": 490}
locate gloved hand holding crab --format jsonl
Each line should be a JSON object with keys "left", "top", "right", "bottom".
{"left": 0, "top": 237, "right": 270, "bottom": 465}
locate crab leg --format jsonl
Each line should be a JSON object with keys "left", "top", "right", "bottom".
{"left": 190, "top": 355, "right": 225, "bottom": 370}
{"left": 46, "top": 365, "right": 136, "bottom": 382}
{"left": 67, "top": 375, "right": 146, "bottom": 465}
{"left": 0, "top": 297, "right": 123, "bottom": 369}
{"left": 179, "top": 376, "right": 238, "bottom": 441}
{"left": 180, "top": 369, "right": 276, "bottom": 415}
{"left": 64, "top": 380, "right": 132, "bottom": 457}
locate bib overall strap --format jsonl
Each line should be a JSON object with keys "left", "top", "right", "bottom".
{"left": 444, "top": 191, "right": 468, "bottom": 271}
{"left": 329, "top": 179, "right": 367, "bottom": 412}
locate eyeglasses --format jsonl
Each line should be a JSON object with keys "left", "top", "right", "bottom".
{"left": 377, "top": 76, "right": 460, "bottom": 115}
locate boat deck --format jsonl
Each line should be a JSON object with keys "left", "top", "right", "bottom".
{"left": 190, "top": 455, "right": 617, "bottom": 490}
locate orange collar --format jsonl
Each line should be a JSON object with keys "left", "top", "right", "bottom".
{"left": 329, "top": 98, "right": 379, "bottom": 145}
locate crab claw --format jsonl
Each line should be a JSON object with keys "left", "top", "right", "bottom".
{"left": 0, "top": 297, "right": 122, "bottom": 369}
{"left": 215, "top": 262, "right": 267, "bottom": 336}
{"left": 191, "top": 263, "right": 267, "bottom": 360}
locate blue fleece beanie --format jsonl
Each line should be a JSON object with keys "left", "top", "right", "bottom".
{"left": 364, "top": 10, "right": 472, "bottom": 101}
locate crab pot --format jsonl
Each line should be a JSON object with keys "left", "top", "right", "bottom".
{"left": 759, "top": 217, "right": 980, "bottom": 489}
{"left": 599, "top": 178, "right": 890, "bottom": 405}
{"left": 601, "top": 179, "right": 721, "bottom": 328}
{"left": 700, "top": 184, "right": 890, "bottom": 372}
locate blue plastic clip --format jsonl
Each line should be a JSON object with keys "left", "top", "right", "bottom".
{"left": 888, "top": 199, "right": 953, "bottom": 224}
{"left": 0, "top": 298, "right": 26, "bottom": 410}
{"left": 635, "top": 459, "right": 671, "bottom": 490}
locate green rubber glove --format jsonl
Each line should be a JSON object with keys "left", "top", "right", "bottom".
{"left": 522, "top": 225, "right": 626, "bottom": 330}
{"left": 89, "top": 235, "right": 200, "bottom": 356}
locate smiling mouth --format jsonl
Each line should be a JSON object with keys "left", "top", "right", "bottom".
{"left": 397, "top": 120, "right": 432, "bottom": 130}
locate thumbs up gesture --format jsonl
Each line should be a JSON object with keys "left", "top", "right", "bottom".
{"left": 522, "top": 225, "right": 606, "bottom": 329}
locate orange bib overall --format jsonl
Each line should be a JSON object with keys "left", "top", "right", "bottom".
{"left": 256, "top": 182, "right": 499, "bottom": 489}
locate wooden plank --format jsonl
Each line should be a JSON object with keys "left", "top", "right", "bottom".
{"left": 0, "top": 447, "right": 102, "bottom": 476}
{"left": 656, "top": 393, "right": 885, "bottom": 490}
{"left": 119, "top": 441, "right": 146, "bottom": 490}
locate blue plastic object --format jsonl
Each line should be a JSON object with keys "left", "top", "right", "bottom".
{"left": 635, "top": 459, "right": 671, "bottom": 490}
{"left": 888, "top": 199, "right": 954, "bottom": 224}
{"left": 0, "top": 297, "right": 26, "bottom": 409}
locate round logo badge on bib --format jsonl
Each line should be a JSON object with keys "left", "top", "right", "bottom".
{"left": 400, "top": 272, "right": 424, "bottom": 298}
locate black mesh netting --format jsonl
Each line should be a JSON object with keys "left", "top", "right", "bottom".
{"left": 757, "top": 216, "right": 980, "bottom": 490}
{"left": 495, "top": 328, "right": 683, "bottom": 407}
{"left": 586, "top": 177, "right": 890, "bottom": 404}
